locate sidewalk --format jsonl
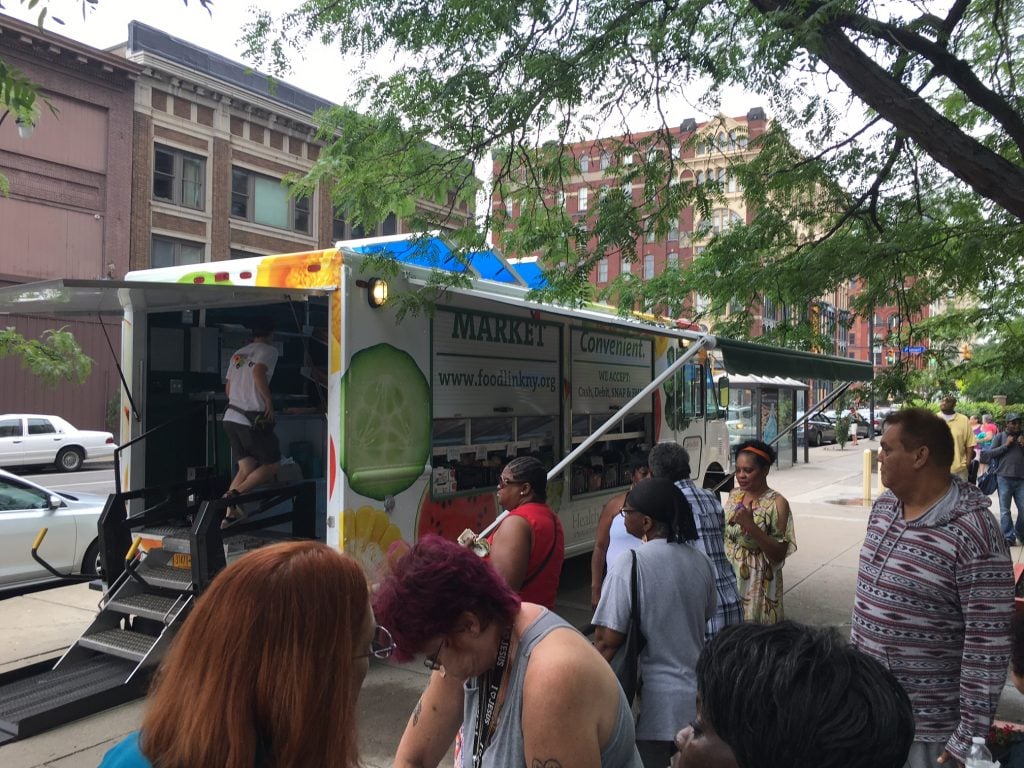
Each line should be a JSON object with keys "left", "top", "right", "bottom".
{"left": 2, "top": 443, "right": 1022, "bottom": 766}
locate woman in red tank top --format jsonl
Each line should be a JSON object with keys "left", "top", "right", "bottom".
{"left": 487, "top": 456, "right": 565, "bottom": 608}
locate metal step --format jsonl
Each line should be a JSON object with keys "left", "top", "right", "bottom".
{"left": 78, "top": 629, "right": 157, "bottom": 662}
{"left": 0, "top": 656, "right": 135, "bottom": 728}
{"left": 137, "top": 560, "right": 193, "bottom": 591}
{"left": 106, "top": 592, "right": 181, "bottom": 622}
{"left": 139, "top": 525, "right": 192, "bottom": 554}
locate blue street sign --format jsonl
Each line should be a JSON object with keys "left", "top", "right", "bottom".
{"left": 902, "top": 345, "right": 927, "bottom": 354}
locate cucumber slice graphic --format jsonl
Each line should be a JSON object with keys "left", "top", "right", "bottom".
{"left": 340, "top": 343, "right": 430, "bottom": 500}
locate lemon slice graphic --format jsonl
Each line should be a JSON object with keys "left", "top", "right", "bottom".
{"left": 343, "top": 505, "right": 411, "bottom": 582}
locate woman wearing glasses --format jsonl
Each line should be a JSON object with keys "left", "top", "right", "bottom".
{"left": 99, "top": 541, "right": 389, "bottom": 768}
{"left": 486, "top": 456, "right": 564, "bottom": 609}
{"left": 378, "top": 535, "right": 642, "bottom": 768}
{"left": 592, "top": 477, "right": 717, "bottom": 768}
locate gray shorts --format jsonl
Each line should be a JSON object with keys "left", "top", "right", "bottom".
{"left": 223, "top": 420, "right": 281, "bottom": 466}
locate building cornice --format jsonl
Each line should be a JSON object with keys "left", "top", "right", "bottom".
{"left": 0, "top": 14, "right": 141, "bottom": 82}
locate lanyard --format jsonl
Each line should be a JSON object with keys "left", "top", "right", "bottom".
{"left": 472, "top": 626, "right": 513, "bottom": 768}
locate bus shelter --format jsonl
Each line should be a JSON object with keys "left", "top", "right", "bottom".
{"left": 726, "top": 374, "right": 808, "bottom": 469}
{"left": 714, "top": 337, "right": 873, "bottom": 470}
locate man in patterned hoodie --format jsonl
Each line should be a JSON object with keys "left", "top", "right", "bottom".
{"left": 851, "top": 407, "right": 1013, "bottom": 768}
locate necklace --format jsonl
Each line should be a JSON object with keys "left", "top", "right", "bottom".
{"left": 472, "top": 626, "right": 513, "bottom": 768}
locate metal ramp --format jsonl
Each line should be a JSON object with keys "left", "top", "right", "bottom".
{"left": 0, "top": 478, "right": 316, "bottom": 744}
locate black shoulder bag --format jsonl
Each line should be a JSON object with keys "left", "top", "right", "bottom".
{"left": 609, "top": 550, "right": 646, "bottom": 705}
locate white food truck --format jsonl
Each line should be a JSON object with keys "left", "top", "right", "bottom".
{"left": 0, "top": 234, "right": 870, "bottom": 579}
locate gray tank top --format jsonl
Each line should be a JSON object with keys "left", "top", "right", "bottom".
{"left": 461, "top": 609, "right": 643, "bottom": 768}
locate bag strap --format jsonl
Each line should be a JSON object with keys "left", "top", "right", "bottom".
{"left": 630, "top": 550, "right": 640, "bottom": 628}
{"left": 520, "top": 515, "right": 558, "bottom": 591}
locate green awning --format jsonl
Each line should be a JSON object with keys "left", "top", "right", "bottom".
{"left": 716, "top": 337, "right": 873, "bottom": 382}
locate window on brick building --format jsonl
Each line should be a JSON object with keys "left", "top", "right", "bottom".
{"left": 643, "top": 254, "right": 655, "bottom": 279}
{"left": 578, "top": 187, "right": 588, "bottom": 212}
{"left": 597, "top": 258, "right": 608, "bottom": 283}
{"left": 668, "top": 224, "right": 679, "bottom": 241}
{"left": 600, "top": 152, "right": 611, "bottom": 169}
{"left": 231, "top": 167, "right": 311, "bottom": 233}
{"left": 580, "top": 154, "right": 590, "bottom": 173}
{"left": 153, "top": 145, "right": 205, "bottom": 210}
{"left": 152, "top": 236, "right": 204, "bottom": 268}
{"left": 621, "top": 258, "right": 632, "bottom": 275}
{"left": 333, "top": 212, "right": 346, "bottom": 241}
{"left": 667, "top": 252, "right": 679, "bottom": 269}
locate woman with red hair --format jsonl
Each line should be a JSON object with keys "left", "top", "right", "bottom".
{"left": 377, "top": 535, "right": 641, "bottom": 768}
{"left": 99, "top": 541, "right": 386, "bottom": 768}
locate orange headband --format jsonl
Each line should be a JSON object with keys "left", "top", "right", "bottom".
{"left": 740, "top": 446, "right": 772, "bottom": 462}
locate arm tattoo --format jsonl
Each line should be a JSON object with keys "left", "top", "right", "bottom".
{"left": 412, "top": 698, "right": 423, "bottom": 727}
{"left": 531, "top": 761, "right": 563, "bottom": 768}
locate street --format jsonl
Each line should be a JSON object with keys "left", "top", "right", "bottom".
{"left": 18, "top": 465, "right": 116, "bottom": 497}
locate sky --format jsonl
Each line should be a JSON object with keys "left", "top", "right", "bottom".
{"left": 1, "top": 0, "right": 760, "bottom": 130}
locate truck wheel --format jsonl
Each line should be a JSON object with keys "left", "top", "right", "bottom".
{"left": 57, "top": 447, "right": 84, "bottom": 472}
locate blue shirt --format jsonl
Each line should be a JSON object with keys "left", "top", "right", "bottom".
{"left": 99, "top": 732, "right": 151, "bottom": 768}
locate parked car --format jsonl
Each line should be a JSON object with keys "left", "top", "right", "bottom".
{"left": 823, "top": 409, "right": 870, "bottom": 439}
{"left": 726, "top": 405, "right": 755, "bottom": 446}
{"left": 797, "top": 412, "right": 838, "bottom": 447}
{"left": 0, "top": 467, "right": 107, "bottom": 591}
{"left": 0, "top": 414, "right": 117, "bottom": 472}
{"left": 858, "top": 406, "right": 893, "bottom": 434}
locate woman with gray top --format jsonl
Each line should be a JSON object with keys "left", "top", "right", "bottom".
{"left": 593, "top": 477, "right": 717, "bottom": 768}
{"left": 377, "top": 535, "right": 642, "bottom": 768}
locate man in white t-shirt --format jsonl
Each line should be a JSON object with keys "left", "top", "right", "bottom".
{"left": 222, "top": 317, "right": 280, "bottom": 525}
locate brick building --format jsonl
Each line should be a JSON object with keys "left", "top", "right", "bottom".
{"left": 491, "top": 109, "right": 869, "bottom": 359}
{"left": 1, "top": 18, "right": 472, "bottom": 435}
{"left": 120, "top": 22, "right": 468, "bottom": 269}
{"left": 0, "top": 15, "right": 139, "bottom": 430}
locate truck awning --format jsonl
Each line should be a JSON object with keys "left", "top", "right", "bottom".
{"left": 716, "top": 337, "right": 873, "bottom": 382}
{"left": 0, "top": 279, "right": 330, "bottom": 316}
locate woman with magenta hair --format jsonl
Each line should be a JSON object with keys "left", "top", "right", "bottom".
{"left": 376, "top": 535, "right": 642, "bottom": 768}
{"left": 98, "top": 541, "right": 387, "bottom": 768}
{"left": 725, "top": 439, "right": 796, "bottom": 623}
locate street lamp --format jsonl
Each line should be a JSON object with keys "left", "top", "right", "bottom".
{"left": 15, "top": 117, "right": 33, "bottom": 139}
{"left": 0, "top": 109, "right": 35, "bottom": 139}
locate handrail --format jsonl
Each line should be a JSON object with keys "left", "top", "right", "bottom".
{"left": 31, "top": 527, "right": 100, "bottom": 583}
{"left": 112, "top": 404, "right": 208, "bottom": 496}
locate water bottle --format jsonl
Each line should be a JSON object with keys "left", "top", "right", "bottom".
{"left": 966, "top": 735, "right": 995, "bottom": 767}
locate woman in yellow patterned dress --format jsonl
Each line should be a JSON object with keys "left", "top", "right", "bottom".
{"left": 724, "top": 439, "right": 797, "bottom": 623}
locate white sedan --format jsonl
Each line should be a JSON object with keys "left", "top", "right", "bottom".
{"left": 0, "top": 414, "right": 117, "bottom": 472}
{"left": 0, "top": 467, "right": 108, "bottom": 591}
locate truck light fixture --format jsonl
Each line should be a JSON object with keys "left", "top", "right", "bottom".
{"left": 367, "top": 277, "right": 388, "bottom": 308}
